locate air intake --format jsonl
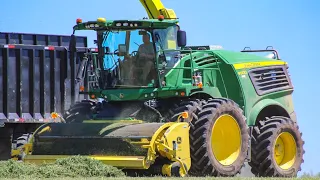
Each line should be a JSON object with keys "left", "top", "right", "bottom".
{"left": 248, "top": 65, "right": 293, "bottom": 95}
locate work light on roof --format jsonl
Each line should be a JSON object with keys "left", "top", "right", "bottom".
{"left": 97, "top": 17, "right": 106, "bottom": 23}
{"left": 209, "top": 45, "right": 223, "bottom": 50}
{"left": 76, "top": 18, "right": 82, "bottom": 24}
{"left": 158, "top": 15, "right": 164, "bottom": 21}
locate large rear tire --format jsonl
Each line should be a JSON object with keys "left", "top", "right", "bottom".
{"left": 190, "top": 98, "right": 249, "bottom": 177}
{"left": 248, "top": 116, "right": 305, "bottom": 177}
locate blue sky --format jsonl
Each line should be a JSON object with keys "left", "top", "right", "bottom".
{"left": 1, "top": 0, "right": 319, "bottom": 176}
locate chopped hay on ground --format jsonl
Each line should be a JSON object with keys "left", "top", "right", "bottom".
{"left": 0, "top": 156, "right": 125, "bottom": 179}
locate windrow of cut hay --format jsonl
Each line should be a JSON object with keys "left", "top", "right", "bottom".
{"left": 0, "top": 156, "right": 125, "bottom": 179}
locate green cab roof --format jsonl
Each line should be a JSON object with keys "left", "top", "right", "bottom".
{"left": 73, "top": 18, "right": 179, "bottom": 31}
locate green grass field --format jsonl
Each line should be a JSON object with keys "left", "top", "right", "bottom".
{"left": 0, "top": 156, "right": 318, "bottom": 180}
{"left": 1, "top": 178, "right": 320, "bottom": 180}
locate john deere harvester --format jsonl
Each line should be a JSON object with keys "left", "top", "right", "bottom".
{"left": 13, "top": 16, "right": 304, "bottom": 177}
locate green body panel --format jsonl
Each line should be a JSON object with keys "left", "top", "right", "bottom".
{"left": 234, "top": 65, "right": 295, "bottom": 126}
{"left": 247, "top": 93, "right": 296, "bottom": 125}
{"left": 230, "top": 65, "right": 294, "bottom": 126}
{"left": 90, "top": 86, "right": 222, "bottom": 101}
{"left": 90, "top": 87, "right": 189, "bottom": 101}
{"left": 214, "top": 50, "right": 275, "bottom": 64}
{"left": 212, "top": 50, "right": 294, "bottom": 126}
{"left": 73, "top": 18, "right": 296, "bottom": 127}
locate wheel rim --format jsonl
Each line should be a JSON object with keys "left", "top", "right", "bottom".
{"left": 211, "top": 114, "right": 241, "bottom": 166}
{"left": 273, "top": 132, "right": 297, "bottom": 170}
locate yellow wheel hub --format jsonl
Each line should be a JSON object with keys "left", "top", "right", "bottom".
{"left": 274, "top": 132, "right": 297, "bottom": 170}
{"left": 211, "top": 114, "right": 241, "bottom": 166}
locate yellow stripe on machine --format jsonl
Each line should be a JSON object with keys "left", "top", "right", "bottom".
{"left": 233, "top": 61, "right": 287, "bottom": 70}
{"left": 23, "top": 155, "right": 147, "bottom": 169}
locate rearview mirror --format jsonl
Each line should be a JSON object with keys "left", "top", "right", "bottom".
{"left": 177, "top": 30, "right": 187, "bottom": 47}
{"left": 69, "top": 34, "right": 77, "bottom": 53}
{"left": 118, "top": 44, "right": 127, "bottom": 56}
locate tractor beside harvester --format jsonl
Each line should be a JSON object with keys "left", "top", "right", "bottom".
{"left": 11, "top": 1, "right": 304, "bottom": 178}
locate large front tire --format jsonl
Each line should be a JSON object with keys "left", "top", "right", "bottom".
{"left": 249, "top": 116, "right": 305, "bottom": 177}
{"left": 190, "top": 98, "right": 249, "bottom": 177}
{"left": 167, "top": 98, "right": 206, "bottom": 175}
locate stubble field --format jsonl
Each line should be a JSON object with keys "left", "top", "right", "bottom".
{"left": 0, "top": 156, "right": 317, "bottom": 180}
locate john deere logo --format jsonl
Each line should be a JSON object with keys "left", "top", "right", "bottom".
{"left": 177, "top": 137, "right": 182, "bottom": 144}
{"left": 119, "top": 93, "right": 124, "bottom": 98}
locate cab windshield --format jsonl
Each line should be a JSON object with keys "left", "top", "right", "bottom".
{"left": 98, "top": 25, "right": 179, "bottom": 87}
{"left": 101, "top": 29, "right": 155, "bottom": 87}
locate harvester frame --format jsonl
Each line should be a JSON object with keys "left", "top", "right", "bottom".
{"left": 11, "top": 0, "right": 304, "bottom": 178}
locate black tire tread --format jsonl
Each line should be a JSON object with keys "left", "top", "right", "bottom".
{"left": 12, "top": 133, "right": 33, "bottom": 160}
{"left": 16, "top": 133, "right": 32, "bottom": 148}
{"left": 0, "top": 128, "right": 12, "bottom": 160}
{"left": 167, "top": 98, "right": 206, "bottom": 175}
{"left": 0, "top": 138, "right": 11, "bottom": 160}
{"left": 248, "top": 116, "right": 305, "bottom": 177}
{"left": 189, "top": 97, "right": 249, "bottom": 177}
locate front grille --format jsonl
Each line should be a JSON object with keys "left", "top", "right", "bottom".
{"left": 248, "top": 65, "right": 293, "bottom": 95}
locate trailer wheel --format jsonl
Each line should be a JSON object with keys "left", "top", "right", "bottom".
{"left": 0, "top": 138, "right": 11, "bottom": 160}
{"left": 190, "top": 98, "right": 249, "bottom": 177}
{"left": 63, "top": 99, "right": 97, "bottom": 123}
{"left": 13, "top": 133, "right": 33, "bottom": 160}
{"left": 16, "top": 133, "right": 32, "bottom": 148}
{"left": 248, "top": 116, "right": 305, "bottom": 177}
{"left": 0, "top": 128, "right": 12, "bottom": 160}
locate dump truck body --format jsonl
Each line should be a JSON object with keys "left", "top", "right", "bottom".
{"left": 0, "top": 32, "right": 89, "bottom": 160}
{"left": 0, "top": 32, "right": 88, "bottom": 123}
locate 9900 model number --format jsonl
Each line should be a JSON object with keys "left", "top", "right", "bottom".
{"left": 85, "top": 24, "right": 100, "bottom": 28}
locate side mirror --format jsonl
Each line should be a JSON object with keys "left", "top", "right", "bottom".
{"left": 69, "top": 34, "right": 77, "bottom": 53}
{"left": 177, "top": 30, "right": 187, "bottom": 47}
{"left": 118, "top": 44, "right": 127, "bottom": 56}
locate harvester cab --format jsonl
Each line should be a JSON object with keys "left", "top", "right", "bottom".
{"left": 70, "top": 17, "right": 185, "bottom": 90}
{"left": 64, "top": 16, "right": 194, "bottom": 124}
